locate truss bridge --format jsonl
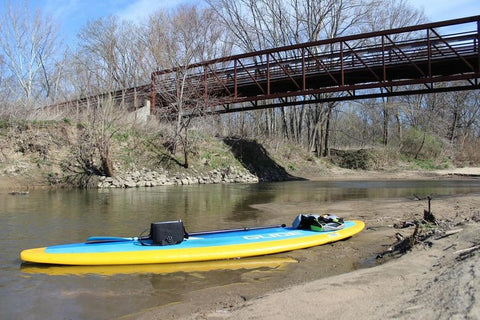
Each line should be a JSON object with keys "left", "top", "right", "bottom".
{"left": 151, "top": 15, "right": 480, "bottom": 115}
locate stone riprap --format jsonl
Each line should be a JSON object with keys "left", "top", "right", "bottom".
{"left": 97, "top": 167, "right": 259, "bottom": 188}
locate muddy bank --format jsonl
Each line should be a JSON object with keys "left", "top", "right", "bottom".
{"left": 2, "top": 166, "right": 479, "bottom": 192}
{"left": 122, "top": 187, "right": 480, "bottom": 320}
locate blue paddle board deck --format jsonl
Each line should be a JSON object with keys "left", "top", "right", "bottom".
{"left": 21, "top": 220, "right": 365, "bottom": 265}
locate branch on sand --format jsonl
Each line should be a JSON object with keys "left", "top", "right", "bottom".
{"left": 378, "top": 196, "right": 439, "bottom": 258}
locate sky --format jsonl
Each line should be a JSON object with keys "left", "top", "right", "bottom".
{"left": 1, "top": 0, "right": 479, "bottom": 47}
{"left": 409, "top": 0, "right": 479, "bottom": 21}
{"left": 30, "top": 0, "right": 195, "bottom": 46}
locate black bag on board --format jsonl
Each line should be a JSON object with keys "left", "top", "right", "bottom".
{"left": 150, "top": 220, "right": 188, "bottom": 246}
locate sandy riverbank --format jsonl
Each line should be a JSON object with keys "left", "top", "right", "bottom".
{"left": 307, "top": 167, "right": 480, "bottom": 181}
{"left": 196, "top": 212, "right": 480, "bottom": 320}
{"left": 117, "top": 168, "right": 480, "bottom": 320}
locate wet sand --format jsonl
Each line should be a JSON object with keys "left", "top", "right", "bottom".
{"left": 122, "top": 169, "right": 480, "bottom": 320}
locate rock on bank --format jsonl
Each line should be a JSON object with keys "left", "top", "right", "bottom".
{"left": 97, "top": 167, "right": 259, "bottom": 188}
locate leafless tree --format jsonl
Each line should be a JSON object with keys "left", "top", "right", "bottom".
{"left": 62, "top": 97, "right": 123, "bottom": 187}
{"left": 149, "top": 5, "right": 232, "bottom": 168}
{"left": 0, "top": 0, "right": 59, "bottom": 108}
{"left": 360, "top": 0, "right": 427, "bottom": 145}
{"left": 207, "top": 0, "right": 381, "bottom": 156}
{"left": 74, "top": 16, "right": 149, "bottom": 93}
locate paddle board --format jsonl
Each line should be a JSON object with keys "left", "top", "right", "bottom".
{"left": 20, "top": 220, "right": 364, "bottom": 266}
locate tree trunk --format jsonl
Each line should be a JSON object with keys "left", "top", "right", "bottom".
{"left": 183, "top": 146, "right": 189, "bottom": 168}
{"left": 281, "top": 107, "right": 290, "bottom": 139}
{"left": 383, "top": 106, "right": 389, "bottom": 145}
{"left": 298, "top": 105, "right": 306, "bottom": 144}
{"left": 323, "top": 104, "right": 332, "bottom": 157}
{"left": 100, "top": 146, "right": 114, "bottom": 177}
{"left": 448, "top": 107, "right": 459, "bottom": 143}
{"left": 395, "top": 110, "right": 402, "bottom": 142}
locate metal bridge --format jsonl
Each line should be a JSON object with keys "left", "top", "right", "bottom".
{"left": 151, "top": 15, "right": 480, "bottom": 116}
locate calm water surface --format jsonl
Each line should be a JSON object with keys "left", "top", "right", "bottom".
{"left": 1, "top": 179, "right": 480, "bottom": 319}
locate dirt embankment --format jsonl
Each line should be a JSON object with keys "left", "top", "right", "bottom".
{"left": 2, "top": 121, "right": 479, "bottom": 192}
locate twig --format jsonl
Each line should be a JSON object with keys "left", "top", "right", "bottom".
{"left": 434, "top": 228, "right": 463, "bottom": 240}
{"left": 454, "top": 245, "right": 480, "bottom": 256}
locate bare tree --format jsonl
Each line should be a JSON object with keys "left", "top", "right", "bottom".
{"left": 62, "top": 97, "right": 122, "bottom": 187}
{"left": 0, "top": 0, "right": 59, "bottom": 107}
{"left": 360, "top": 0, "right": 426, "bottom": 145}
{"left": 207, "top": 0, "right": 381, "bottom": 156}
{"left": 144, "top": 5, "right": 231, "bottom": 70}
{"left": 0, "top": 54, "right": 14, "bottom": 115}
{"left": 149, "top": 5, "right": 232, "bottom": 168}
{"left": 74, "top": 16, "right": 149, "bottom": 93}
{"left": 427, "top": 90, "right": 480, "bottom": 147}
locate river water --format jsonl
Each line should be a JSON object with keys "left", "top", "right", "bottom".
{"left": 2, "top": 179, "right": 480, "bottom": 319}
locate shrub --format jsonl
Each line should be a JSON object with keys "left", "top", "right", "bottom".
{"left": 400, "top": 129, "right": 444, "bottom": 160}
{"left": 329, "top": 148, "right": 374, "bottom": 170}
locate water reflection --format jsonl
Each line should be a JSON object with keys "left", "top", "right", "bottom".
{"left": 21, "top": 257, "right": 297, "bottom": 276}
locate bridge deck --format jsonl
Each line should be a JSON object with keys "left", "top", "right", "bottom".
{"left": 152, "top": 15, "right": 480, "bottom": 115}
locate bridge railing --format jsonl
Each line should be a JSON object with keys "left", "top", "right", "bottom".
{"left": 151, "top": 15, "right": 480, "bottom": 114}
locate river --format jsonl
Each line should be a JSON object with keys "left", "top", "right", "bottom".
{"left": 1, "top": 179, "right": 480, "bottom": 319}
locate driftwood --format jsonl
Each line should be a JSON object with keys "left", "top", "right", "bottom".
{"left": 423, "top": 196, "right": 437, "bottom": 223}
{"left": 378, "top": 197, "right": 438, "bottom": 259}
{"left": 393, "top": 221, "right": 416, "bottom": 229}
{"left": 435, "top": 228, "right": 463, "bottom": 240}
{"left": 377, "top": 197, "right": 480, "bottom": 262}
{"left": 394, "top": 197, "right": 436, "bottom": 229}
{"left": 454, "top": 245, "right": 480, "bottom": 261}
{"left": 377, "top": 223, "right": 421, "bottom": 258}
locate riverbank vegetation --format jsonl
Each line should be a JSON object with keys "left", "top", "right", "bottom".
{"left": 1, "top": 0, "right": 479, "bottom": 188}
{"left": 0, "top": 109, "right": 477, "bottom": 189}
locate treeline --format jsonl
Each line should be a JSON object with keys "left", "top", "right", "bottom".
{"left": 0, "top": 0, "right": 479, "bottom": 171}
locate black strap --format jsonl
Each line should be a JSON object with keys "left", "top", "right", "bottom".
{"left": 138, "top": 229, "right": 150, "bottom": 246}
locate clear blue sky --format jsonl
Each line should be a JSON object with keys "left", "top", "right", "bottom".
{"left": 409, "top": 0, "right": 479, "bottom": 21}
{"left": 2, "top": 0, "right": 479, "bottom": 47}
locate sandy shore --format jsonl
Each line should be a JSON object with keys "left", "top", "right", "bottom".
{"left": 118, "top": 169, "right": 480, "bottom": 320}
{"left": 197, "top": 221, "right": 480, "bottom": 320}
